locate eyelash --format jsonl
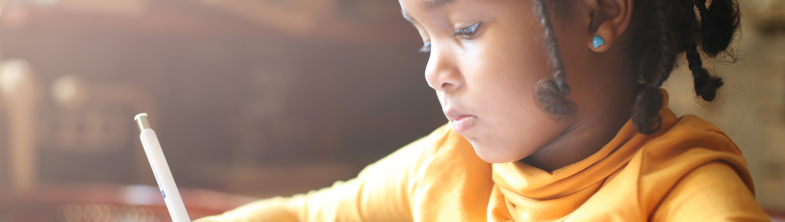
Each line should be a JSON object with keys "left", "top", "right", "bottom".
{"left": 453, "top": 23, "right": 481, "bottom": 39}
{"left": 419, "top": 22, "right": 481, "bottom": 53}
{"left": 419, "top": 42, "right": 432, "bottom": 53}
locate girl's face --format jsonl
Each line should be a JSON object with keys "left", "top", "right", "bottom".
{"left": 400, "top": 0, "right": 575, "bottom": 163}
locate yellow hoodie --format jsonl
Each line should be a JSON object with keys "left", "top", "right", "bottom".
{"left": 196, "top": 97, "right": 769, "bottom": 222}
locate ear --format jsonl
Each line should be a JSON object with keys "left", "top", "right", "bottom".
{"left": 584, "top": 0, "right": 633, "bottom": 52}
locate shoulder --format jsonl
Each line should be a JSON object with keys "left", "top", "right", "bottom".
{"left": 635, "top": 114, "right": 751, "bottom": 180}
{"left": 636, "top": 114, "right": 745, "bottom": 170}
{"left": 650, "top": 161, "right": 770, "bottom": 221}
{"left": 627, "top": 114, "right": 758, "bottom": 215}
{"left": 649, "top": 114, "right": 740, "bottom": 154}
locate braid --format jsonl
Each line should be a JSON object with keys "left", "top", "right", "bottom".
{"left": 532, "top": 0, "right": 739, "bottom": 134}
{"left": 687, "top": 0, "right": 732, "bottom": 101}
{"left": 695, "top": 0, "right": 740, "bottom": 57}
{"left": 532, "top": 0, "right": 576, "bottom": 120}
{"left": 632, "top": 0, "right": 681, "bottom": 134}
{"left": 686, "top": 42, "right": 724, "bottom": 101}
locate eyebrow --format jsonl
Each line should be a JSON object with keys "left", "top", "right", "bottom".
{"left": 425, "top": 0, "right": 454, "bottom": 8}
{"left": 402, "top": 0, "right": 455, "bottom": 22}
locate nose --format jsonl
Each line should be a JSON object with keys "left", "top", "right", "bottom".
{"left": 424, "top": 45, "right": 463, "bottom": 92}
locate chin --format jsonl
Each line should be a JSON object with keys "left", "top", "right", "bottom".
{"left": 469, "top": 141, "right": 527, "bottom": 163}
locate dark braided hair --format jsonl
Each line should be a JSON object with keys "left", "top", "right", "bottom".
{"left": 531, "top": 0, "right": 740, "bottom": 134}
{"left": 532, "top": 0, "right": 576, "bottom": 120}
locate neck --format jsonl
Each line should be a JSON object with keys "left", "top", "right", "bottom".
{"left": 521, "top": 108, "right": 631, "bottom": 172}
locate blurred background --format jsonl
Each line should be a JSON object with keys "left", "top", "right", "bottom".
{"left": 0, "top": 0, "right": 782, "bottom": 221}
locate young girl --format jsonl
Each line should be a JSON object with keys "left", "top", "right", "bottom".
{"left": 196, "top": 0, "right": 771, "bottom": 221}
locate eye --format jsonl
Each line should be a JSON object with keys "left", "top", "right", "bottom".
{"left": 419, "top": 41, "right": 432, "bottom": 53}
{"left": 453, "top": 23, "right": 481, "bottom": 39}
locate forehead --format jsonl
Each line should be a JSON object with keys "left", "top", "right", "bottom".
{"left": 401, "top": 0, "right": 456, "bottom": 21}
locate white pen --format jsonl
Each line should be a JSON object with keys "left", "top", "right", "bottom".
{"left": 135, "top": 113, "right": 192, "bottom": 222}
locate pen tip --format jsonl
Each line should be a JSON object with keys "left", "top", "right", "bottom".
{"left": 134, "top": 113, "right": 148, "bottom": 121}
{"left": 134, "top": 113, "right": 151, "bottom": 131}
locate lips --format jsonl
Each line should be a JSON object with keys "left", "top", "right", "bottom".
{"left": 445, "top": 110, "right": 477, "bottom": 133}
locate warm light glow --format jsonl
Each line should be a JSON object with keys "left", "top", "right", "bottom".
{"left": 72, "top": 204, "right": 82, "bottom": 222}
{"left": 101, "top": 205, "right": 111, "bottom": 221}
{"left": 128, "top": 206, "right": 138, "bottom": 221}
{"left": 110, "top": 205, "right": 120, "bottom": 221}
{"left": 0, "top": 59, "right": 31, "bottom": 97}
{"left": 52, "top": 75, "right": 81, "bottom": 107}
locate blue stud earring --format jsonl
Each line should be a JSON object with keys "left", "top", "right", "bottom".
{"left": 592, "top": 36, "right": 604, "bottom": 49}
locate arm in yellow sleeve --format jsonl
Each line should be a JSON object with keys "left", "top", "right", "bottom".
{"left": 652, "top": 162, "right": 771, "bottom": 222}
{"left": 192, "top": 196, "right": 300, "bottom": 222}
{"left": 194, "top": 132, "right": 447, "bottom": 222}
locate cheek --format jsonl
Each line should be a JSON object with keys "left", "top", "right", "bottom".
{"left": 462, "top": 36, "right": 558, "bottom": 134}
{"left": 463, "top": 28, "right": 552, "bottom": 116}
{"left": 466, "top": 26, "right": 550, "bottom": 95}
